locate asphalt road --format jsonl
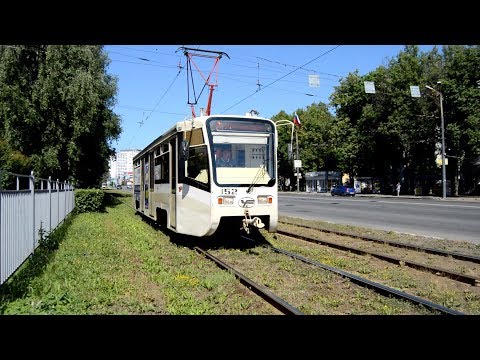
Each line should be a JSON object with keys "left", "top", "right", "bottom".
{"left": 278, "top": 192, "right": 480, "bottom": 245}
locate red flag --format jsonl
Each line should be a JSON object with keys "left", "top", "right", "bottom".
{"left": 293, "top": 112, "right": 301, "bottom": 127}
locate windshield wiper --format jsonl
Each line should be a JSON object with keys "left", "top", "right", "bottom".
{"left": 247, "top": 163, "right": 267, "bottom": 194}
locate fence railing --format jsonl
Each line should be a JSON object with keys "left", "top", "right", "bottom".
{"left": 0, "top": 170, "right": 75, "bottom": 285}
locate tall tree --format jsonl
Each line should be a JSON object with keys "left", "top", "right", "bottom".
{"left": 330, "top": 71, "right": 373, "bottom": 182}
{"left": 379, "top": 45, "right": 438, "bottom": 193}
{"left": 329, "top": 46, "right": 450, "bottom": 194}
{"left": 441, "top": 45, "right": 480, "bottom": 194}
{"left": 0, "top": 45, "right": 121, "bottom": 187}
{"left": 272, "top": 103, "right": 338, "bottom": 189}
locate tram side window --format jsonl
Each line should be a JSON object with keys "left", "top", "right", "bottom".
{"left": 154, "top": 153, "right": 169, "bottom": 184}
{"left": 186, "top": 145, "right": 209, "bottom": 186}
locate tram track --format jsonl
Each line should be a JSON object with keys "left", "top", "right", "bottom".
{"left": 113, "top": 194, "right": 475, "bottom": 314}
{"left": 194, "top": 247, "right": 304, "bottom": 315}
{"left": 278, "top": 221, "right": 480, "bottom": 287}
{"left": 196, "top": 234, "right": 464, "bottom": 315}
{"left": 279, "top": 220, "right": 480, "bottom": 264}
{"left": 242, "top": 237, "right": 463, "bottom": 315}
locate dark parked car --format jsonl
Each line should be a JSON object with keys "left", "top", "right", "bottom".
{"left": 116, "top": 184, "right": 122, "bottom": 189}
{"left": 331, "top": 185, "right": 356, "bottom": 197}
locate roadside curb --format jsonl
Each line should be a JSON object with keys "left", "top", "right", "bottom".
{"left": 278, "top": 191, "right": 480, "bottom": 202}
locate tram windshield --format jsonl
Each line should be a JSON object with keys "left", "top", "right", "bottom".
{"left": 208, "top": 117, "right": 276, "bottom": 186}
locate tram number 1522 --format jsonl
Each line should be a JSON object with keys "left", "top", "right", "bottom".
{"left": 221, "top": 188, "right": 238, "bottom": 195}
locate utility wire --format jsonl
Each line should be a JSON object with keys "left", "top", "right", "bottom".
{"left": 110, "top": 58, "right": 176, "bottom": 69}
{"left": 109, "top": 48, "right": 343, "bottom": 80}
{"left": 127, "top": 65, "right": 184, "bottom": 148}
{"left": 256, "top": 56, "right": 317, "bottom": 73}
{"left": 222, "top": 45, "right": 341, "bottom": 112}
{"left": 220, "top": 74, "right": 336, "bottom": 93}
{"left": 111, "top": 57, "right": 340, "bottom": 87}
{"left": 144, "top": 67, "right": 183, "bottom": 123}
{"left": 113, "top": 45, "right": 180, "bottom": 58}
{"left": 116, "top": 105, "right": 185, "bottom": 116}
{"left": 256, "top": 55, "right": 344, "bottom": 78}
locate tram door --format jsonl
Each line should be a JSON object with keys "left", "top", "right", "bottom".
{"left": 148, "top": 152, "right": 155, "bottom": 217}
{"left": 169, "top": 137, "right": 177, "bottom": 229}
{"left": 144, "top": 156, "right": 149, "bottom": 212}
{"left": 139, "top": 157, "right": 145, "bottom": 212}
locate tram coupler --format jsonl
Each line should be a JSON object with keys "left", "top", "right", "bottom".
{"left": 242, "top": 210, "right": 265, "bottom": 234}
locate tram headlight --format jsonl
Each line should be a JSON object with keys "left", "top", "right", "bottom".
{"left": 218, "top": 196, "right": 235, "bottom": 205}
{"left": 257, "top": 195, "right": 273, "bottom": 204}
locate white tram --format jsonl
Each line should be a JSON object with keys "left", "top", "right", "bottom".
{"left": 133, "top": 113, "right": 278, "bottom": 237}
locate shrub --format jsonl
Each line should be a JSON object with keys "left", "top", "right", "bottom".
{"left": 75, "top": 189, "right": 105, "bottom": 213}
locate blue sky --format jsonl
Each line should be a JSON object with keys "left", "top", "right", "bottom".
{"left": 105, "top": 45, "right": 436, "bottom": 152}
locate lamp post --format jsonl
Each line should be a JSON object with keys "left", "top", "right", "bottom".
{"left": 275, "top": 119, "right": 300, "bottom": 192}
{"left": 295, "top": 128, "right": 299, "bottom": 192}
{"left": 426, "top": 83, "right": 446, "bottom": 199}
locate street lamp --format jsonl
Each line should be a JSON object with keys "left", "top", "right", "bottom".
{"left": 425, "top": 82, "right": 446, "bottom": 199}
{"left": 275, "top": 119, "right": 300, "bottom": 192}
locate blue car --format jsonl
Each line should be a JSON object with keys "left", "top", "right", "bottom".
{"left": 331, "top": 185, "right": 356, "bottom": 197}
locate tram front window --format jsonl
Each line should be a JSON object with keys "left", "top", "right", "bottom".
{"left": 208, "top": 118, "right": 275, "bottom": 187}
{"left": 213, "top": 142, "right": 272, "bottom": 186}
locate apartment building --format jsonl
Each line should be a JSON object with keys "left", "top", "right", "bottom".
{"left": 109, "top": 149, "right": 140, "bottom": 184}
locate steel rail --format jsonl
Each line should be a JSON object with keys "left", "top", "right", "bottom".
{"left": 194, "top": 246, "right": 304, "bottom": 315}
{"left": 277, "top": 229, "right": 480, "bottom": 287}
{"left": 259, "top": 242, "right": 464, "bottom": 315}
{"left": 279, "top": 221, "right": 480, "bottom": 264}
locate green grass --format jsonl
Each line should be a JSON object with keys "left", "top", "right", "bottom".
{"left": 0, "top": 193, "right": 274, "bottom": 314}
{"left": 262, "top": 229, "right": 479, "bottom": 314}
{"left": 4, "top": 194, "right": 479, "bottom": 314}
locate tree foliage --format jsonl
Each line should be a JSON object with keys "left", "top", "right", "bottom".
{"left": 0, "top": 45, "right": 121, "bottom": 188}
{"left": 272, "top": 102, "right": 337, "bottom": 189}
{"left": 274, "top": 45, "right": 480, "bottom": 195}
{"left": 441, "top": 45, "right": 480, "bottom": 193}
{"left": 328, "top": 45, "right": 480, "bottom": 195}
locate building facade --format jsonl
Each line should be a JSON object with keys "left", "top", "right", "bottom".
{"left": 305, "top": 171, "right": 342, "bottom": 193}
{"left": 109, "top": 149, "right": 140, "bottom": 184}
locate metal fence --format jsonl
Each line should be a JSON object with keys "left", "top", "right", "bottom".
{"left": 0, "top": 170, "right": 75, "bottom": 285}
